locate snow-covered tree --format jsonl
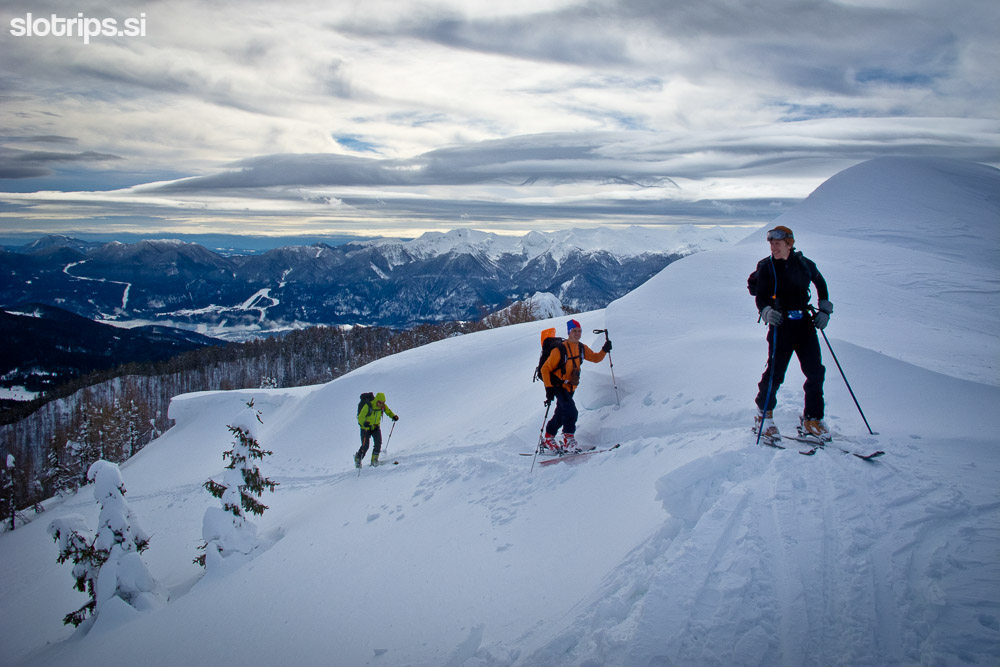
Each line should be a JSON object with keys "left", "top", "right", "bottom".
{"left": 2, "top": 454, "right": 15, "bottom": 530}
{"left": 88, "top": 461, "right": 161, "bottom": 618}
{"left": 73, "top": 398, "right": 102, "bottom": 467}
{"left": 44, "top": 431, "right": 83, "bottom": 497}
{"left": 117, "top": 384, "right": 153, "bottom": 458}
{"left": 30, "top": 479, "right": 45, "bottom": 514}
{"left": 48, "top": 513, "right": 100, "bottom": 626}
{"left": 197, "top": 399, "right": 278, "bottom": 570}
{"left": 48, "top": 460, "right": 161, "bottom": 628}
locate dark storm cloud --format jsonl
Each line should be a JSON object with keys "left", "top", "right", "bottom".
{"left": 146, "top": 127, "right": 1000, "bottom": 195}
{"left": 330, "top": 192, "right": 797, "bottom": 224}
{"left": 334, "top": 4, "right": 631, "bottom": 66}
{"left": 341, "top": 0, "right": 971, "bottom": 101}
{"left": 0, "top": 146, "right": 122, "bottom": 179}
{"left": 5, "top": 135, "right": 79, "bottom": 145}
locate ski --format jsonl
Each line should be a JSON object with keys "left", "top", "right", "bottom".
{"left": 356, "top": 459, "right": 400, "bottom": 474}
{"left": 751, "top": 425, "right": 796, "bottom": 452}
{"left": 538, "top": 443, "right": 621, "bottom": 466}
{"left": 753, "top": 427, "right": 883, "bottom": 460}
{"left": 756, "top": 436, "right": 818, "bottom": 456}
{"left": 519, "top": 445, "right": 597, "bottom": 456}
{"left": 784, "top": 434, "right": 885, "bottom": 460}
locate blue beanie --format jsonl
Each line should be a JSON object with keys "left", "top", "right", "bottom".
{"left": 567, "top": 319, "right": 581, "bottom": 333}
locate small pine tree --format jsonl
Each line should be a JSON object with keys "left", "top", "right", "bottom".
{"left": 197, "top": 399, "right": 278, "bottom": 568}
{"left": 48, "top": 514, "right": 101, "bottom": 626}
{"left": 48, "top": 460, "right": 160, "bottom": 628}
{"left": 88, "top": 461, "right": 160, "bottom": 611}
{"left": 51, "top": 438, "right": 84, "bottom": 497}
{"left": 74, "top": 398, "right": 101, "bottom": 471}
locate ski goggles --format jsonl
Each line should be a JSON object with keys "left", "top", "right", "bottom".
{"left": 766, "top": 229, "right": 792, "bottom": 241}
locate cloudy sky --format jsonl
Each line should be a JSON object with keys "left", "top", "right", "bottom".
{"left": 1, "top": 0, "right": 998, "bottom": 239}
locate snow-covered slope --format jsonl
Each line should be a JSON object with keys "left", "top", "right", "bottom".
{"left": 1, "top": 157, "right": 998, "bottom": 667}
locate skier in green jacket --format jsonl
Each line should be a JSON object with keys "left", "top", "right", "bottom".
{"left": 355, "top": 392, "right": 398, "bottom": 468}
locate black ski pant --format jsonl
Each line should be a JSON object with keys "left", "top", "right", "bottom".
{"left": 546, "top": 387, "right": 578, "bottom": 436}
{"left": 755, "top": 320, "right": 826, "bottom": 419}
{"left": 357, "top": 426, "right": 382, "bottom": 459}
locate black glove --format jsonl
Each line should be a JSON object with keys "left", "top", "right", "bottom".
{"left": 392, "top": 415, "right": 399, "bottom": 421}
{"left": 602, "top": 339, "right": 612, "bottom": 353}
{"left": 761, "top": 306, "right": 782, "bottom": 326}
{"left": 545, "top": 386, "right": 556, "bottom": 402}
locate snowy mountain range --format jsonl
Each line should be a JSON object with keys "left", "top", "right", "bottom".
{"left": 0, "top": 226, "right": 744, "bottom": 339}
{"left": 1, "top": 157, "right": 998, "bottom": 667}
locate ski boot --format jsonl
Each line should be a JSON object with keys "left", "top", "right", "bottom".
{"left": 754, "top": 411, "right": 780, "bottom": 443}
{"left": 562, "top": 433, "right": 580, "bottom": 453}
{"left": 354, "top": 453, "right": 363, "bottom": 469}
{"left": 371, "top": 453, "right": 380, "bottom": 467}
{"left": 540, "top": 434, "right": 558, "bottom": 454}
{"left": 799, "top": 415, "right": 831, "bottom": 441}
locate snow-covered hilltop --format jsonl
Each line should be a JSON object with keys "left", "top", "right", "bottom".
{"left": 1, "top": 157, "right": 998, "bottom": 667}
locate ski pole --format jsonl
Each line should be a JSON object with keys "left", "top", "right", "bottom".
{"left": 530, "top": 400, "right": 553, "bottom": 473}
{"left": 593, "top": 329, "right": 621, "bottom": 407}
{"left": 757, "top": 277, "right": 780, "bottom": 447}
{"left": 756, "top": 323, "right": 779, "bottom": 447}
{"left": 382, "top": 420, "right": 396, "bottom": 456}
{"left": 809, "top": 307, "right": 876, "bottom": 435}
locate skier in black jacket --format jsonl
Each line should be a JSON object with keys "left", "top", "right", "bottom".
{"left": 752, "top": 225, "right": 834, "bottom": 441}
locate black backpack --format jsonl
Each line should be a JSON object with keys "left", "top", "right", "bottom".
{"left": 747, "top": 251, "right": 814, "bottom": 297}
{"left": 533, "top": 335, "right": 566, "bottom": 383}
{"left": 532, "top": 334, "right": 584, "bottom": 383}
{"left": 357, "top": 392, "right": 375, "bottom": 418}
{"left": 747, "top": 258, "right": 766, "bottom": 296}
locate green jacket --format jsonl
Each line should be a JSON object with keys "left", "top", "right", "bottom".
{"left": 358, "top": 393, "right": 396, "bottom": 429}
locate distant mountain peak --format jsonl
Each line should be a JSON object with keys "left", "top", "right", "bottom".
{"left": 16, "top": 235, "right": 103, "bottom": 256}
{"left": 1, "top": 226, "right": 746, "bottom": 338}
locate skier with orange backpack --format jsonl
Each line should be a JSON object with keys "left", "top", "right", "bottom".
{"left": 537, "top": 319, "right": 612, "bottom": 453}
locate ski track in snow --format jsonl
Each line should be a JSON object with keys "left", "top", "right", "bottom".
{"left": 3, "top": 389, "right": 999, "bottom": 667}
{"left": 512, "top": 431, "right": 1000, "bottom": 667}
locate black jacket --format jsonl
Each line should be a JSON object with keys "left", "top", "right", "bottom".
{"left": 754, "top": 251, "right": 829, "bottom": 314}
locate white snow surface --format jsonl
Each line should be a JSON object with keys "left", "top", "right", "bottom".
{"left": 1, "top": 157, "right": 999, "bottom": 667}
